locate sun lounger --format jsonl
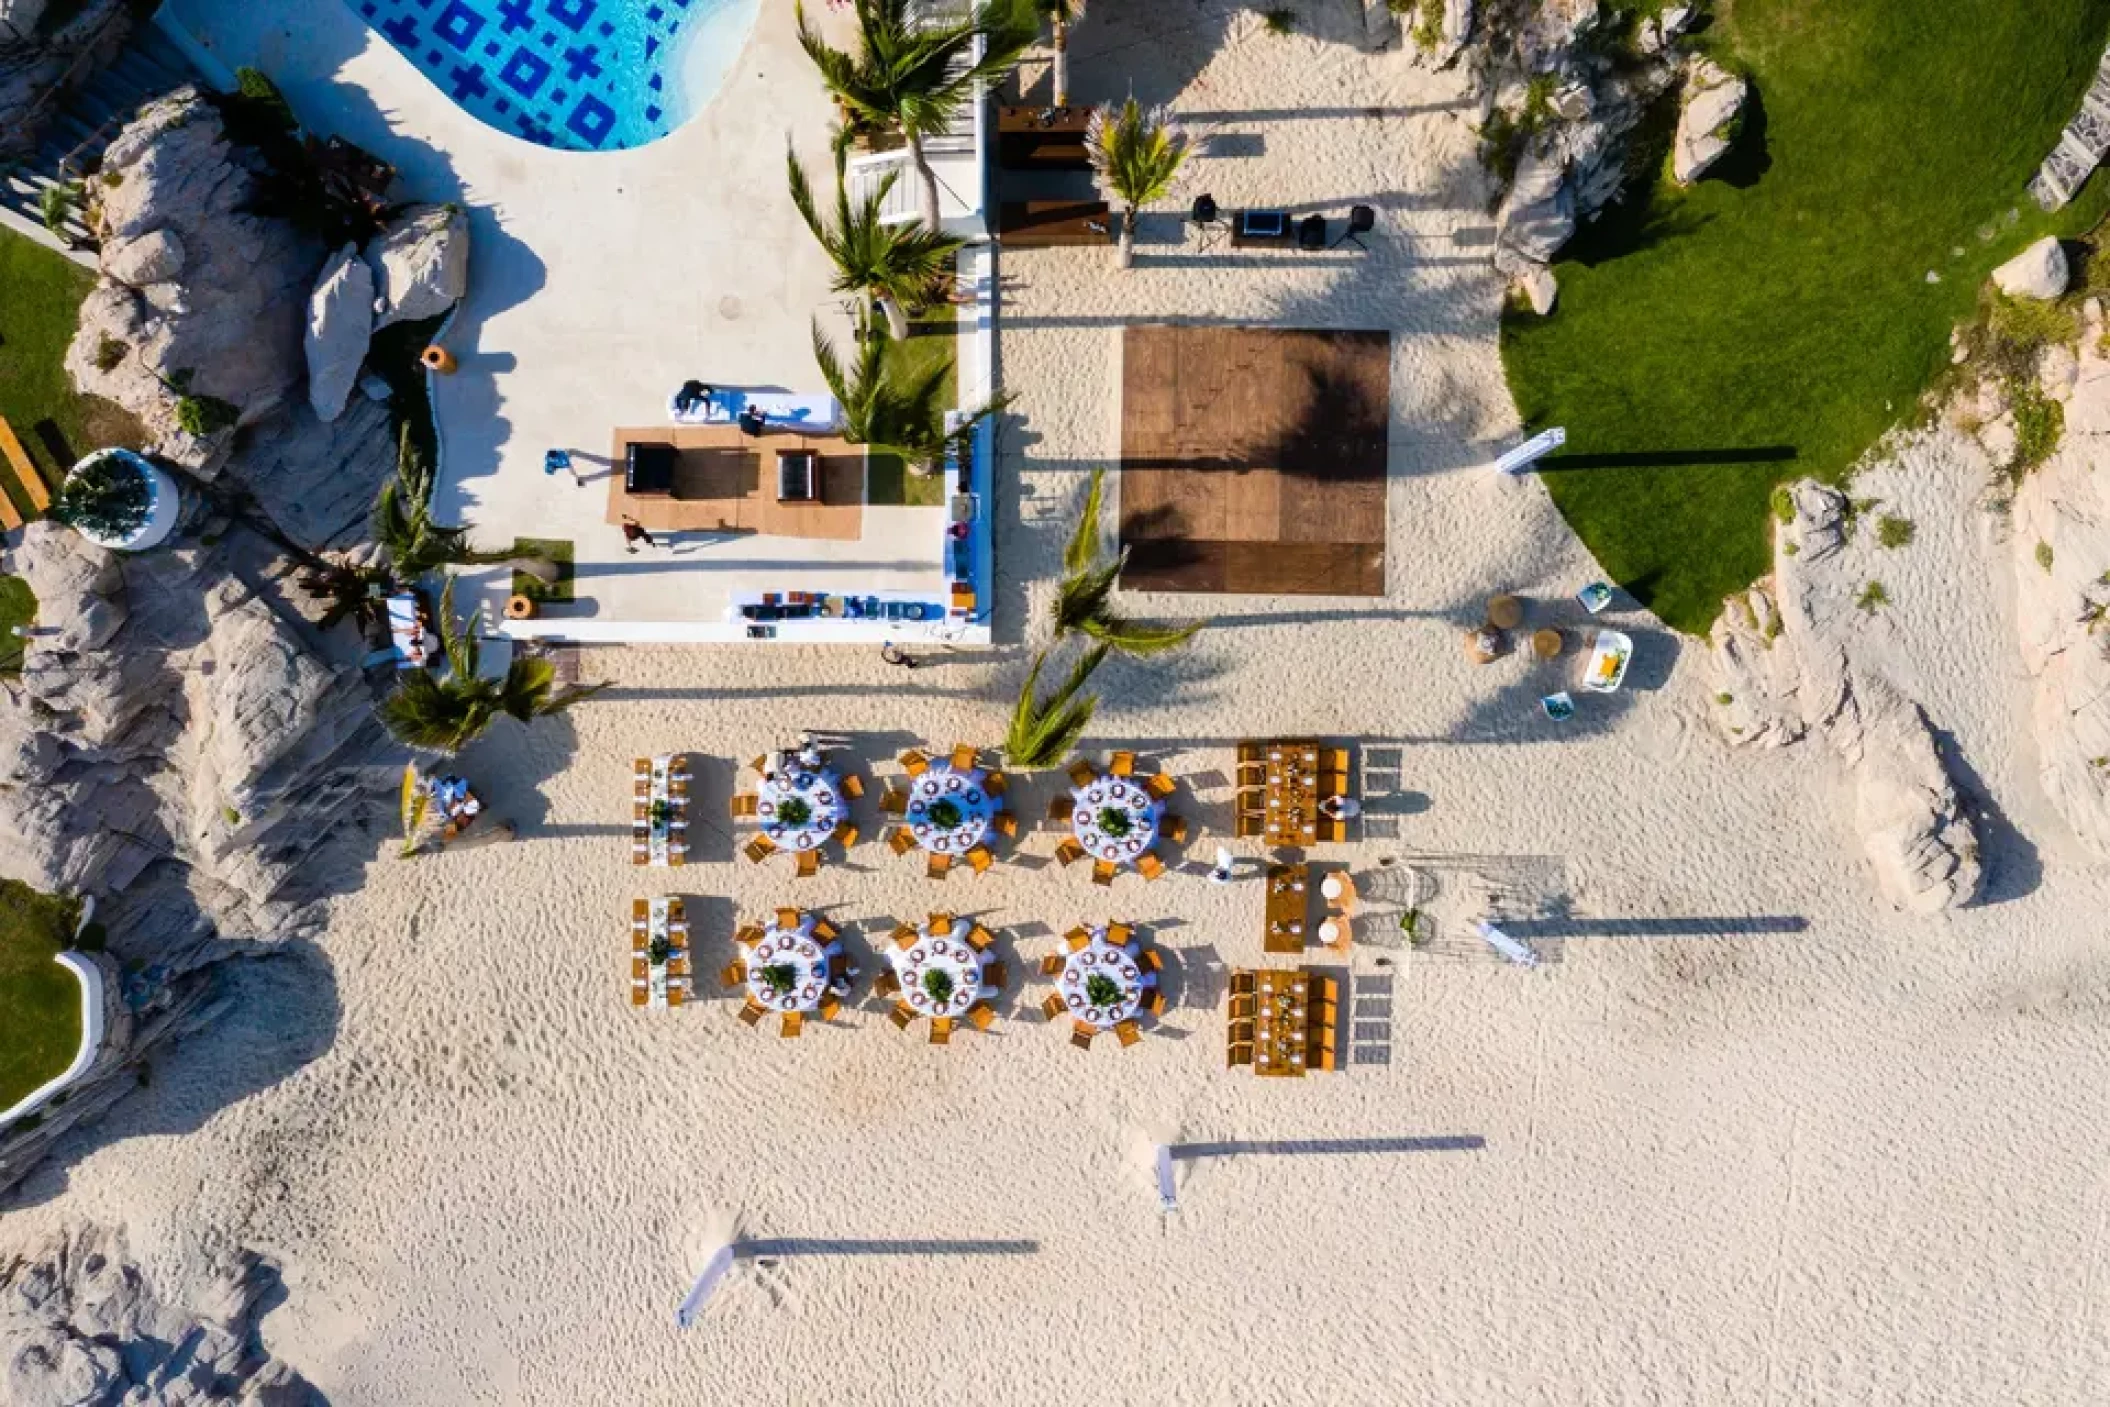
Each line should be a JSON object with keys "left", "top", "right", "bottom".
{"left": 1582, "top": 630, "right": 1633, "bottom": 694}
{"left": 669, "top": 387, "right": 842, "bottom": 432}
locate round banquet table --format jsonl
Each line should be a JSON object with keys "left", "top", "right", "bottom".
{"left": 1059, "top": 928, "right": 1148, "bottom": 1029}
{"left": 746, "top": 920, "right": 834, "bottom": 1014}
{"left": 1069, "top": 775, "right": 1162, "bottom": 864}
{"left": 892, "top": 917, "right": 987, "bottom": 1018}
{"left": 905, "top": 765, "right": 996, "bottom": 855}
{"left": 758, "top": 765, "right": 846, "bottom": 852}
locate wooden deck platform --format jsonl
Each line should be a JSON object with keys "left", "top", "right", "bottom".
{"left": 606, "top": 426, "right": 866, "bottom": 540}
{"left": 1116, "top": 326, "right": 1389, "bottom": 596}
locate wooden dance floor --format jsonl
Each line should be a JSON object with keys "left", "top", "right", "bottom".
{"left": 1117, "top": 325, "right": 1389, "bottom": 596}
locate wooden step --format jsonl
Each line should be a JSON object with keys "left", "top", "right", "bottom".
{"left": 0, "top": 417, "right": 51, "bottom": 514}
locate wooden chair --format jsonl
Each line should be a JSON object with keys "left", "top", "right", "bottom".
{"left": 874, "top": 970, "right": 902, "bottom": 998}
{"left": 1163, "top": 815, "right": 1189, "bottom": 844}
{"left": 1115, "top": 1019, "right": 1143, "bottom": 1048}
{"left": 968, "top": 1003, "right": 995, "bottom": 1031}
{"left": 1237, "top": 742, "right": 1266, "bottom": 763}
{"left": 632, "top": 957, "right": 650, "bottom": 982}
{"left": 1070, "top": 1022, "right": 1095, "bottom": 1050}
{"left": 1143, "top": 989, "right": 1167, "bottom": 1018}
{"left": 780, "top": 1011, "right": 804, "bottom": 1039}
{"left": 741, "top": 835, "right": 776, "bottom": 865}
{"left": 1040, "top": 954, "right": 1066, "bottom": 977}
{"left": 1065, "top": 926, "right": 1092, "bottom": 952}
{"left": 1042, "top": 992, "right": 1069, "bottom": 1020}
{"left": 667, "top": 985, "right": 687, "bottom": 1007}
{"left": 1316, "top": 1042, "right": 1338, "bottom": 1072}
{"left": 749, "top": 754, "right": 767, "bottom": 774}
{"left": 929, "top": 1017, "right": 953, "bottom": 1046}
{"left": 927, "top": 850, "right": 952, "bottom": 880}
{"left": 1325, "top": 747, "right": 1351, "bottom": 776}
{"left": 887, "top": 827, "right": 916, "bottom": 856}
{"left": 880, "top": 787, "right": 908, "bottom": 815}
{"left": 966, "top": 845, "right": 993, "bottom": 875}
{"left": 795, "top": 848, "right": 821, "bottom": 878}
{"left": 1091, "top": 859, "right": 1117, "bottom": 887}
{"left": 892, "top": 924, "right": 919, "bottom": 951}
{"left": 734, "top": 924, "right": 764, "bottom": 947}
{"left": 1135, "top": 948, "right": 1161, "bottom": 974}
{"left": 1106, "top": 922, "right": 1135, "bottom": 947}
{"left": 1235, "top": 813, "right": 1266, "bottom": 839}
{"left": 812, "top": 916, "right": 840, "bottom": 941}
{"left": 1144, "top": 772, "right": 1178, "bottom": 800}
{"left": 930, "top": 911, "right": 957, "bottom": 934}
{"left": 840, "top": 773, "right": 864, "bottom": 799}
{"left": 632, "top": 898, "right": 650, "bottom": 923}
{"left": 630, "top": 985, "right": 648, "bottom": 1007}
{"left": 1235, "top": 760, "right": 1267, "bottom": 786}
{"left": 739, "top": 1000, "right": 767, "bottom": 1026}
{"left": 1048, "top": 795, "right": 1076, "bottom": 822}
{"left": 1230, "top": 994, "right": 1257, "bottom": 1018}
{"left": 984, "top": 771, "right": 1007, "bottom": 796}
{"left": 730, "top": 794, "right": 759, "bottom": 819}
{"left": 1228, "top": 1018, "right": 1256, "bottom": 1044}
{"left": 1136, "top": 852, "right": 1165, "bottom": 882}
{"left": 889, "top": 1002, "right": 916, "bottom": 1030}
{"left": 1227, "top": 1042, "right": 1254, "bottom": 1068}
{"left": 991, "top": 812, "right": 1018, "bottom": 839}
{"left": 982, "top": 961, "right": 1007, "bottom": 991}
{"left": 836, "top": 823, "right": 859, "bottom": 850}
{"left": 718, "top": 960, "right": 747, "bottom": 990}
{"left": 1230, "top": 971, "right": 1256, "bottom": 996}
{"left": 899, "top": 748, "right": 930, "bottom": 775}
{"left": 1315, "top": 818, "right": 1345, "bottom": 844}
{"left": 817, "top": 994, "right": 843, "bottom": 1021}
{"left": 1055, "top": 836, "right": 1086, "bottom": 867}
{"left": 775, "top": 907, "right": 802, "bottom": 930}
{"left": 965, "top": 924, "right": 995, "bottom": 952}
{"left": 1067, "top": 758, "right": 1097, "bottom": 787}
{"left": 949, "top": 742, "right": 979, "bottom": 771}
{"left": 1109, "top": 750, "right": 1136, "bottom": 778}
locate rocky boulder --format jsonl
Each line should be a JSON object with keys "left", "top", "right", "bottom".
{"left": 365, "top": 203, "right": 469, "bottom": 330}
{"left": 1517, "top": 265, "right": 1558, "bottom": 315}
{"left": 1, "top": 1227, "right": 321, "bottom": 1406}
{"left": 1638, "top": 4, "right": 1692, "bottom": 55}
{"left": 9, "top": 521, "right": 126, "bottom": 652}
{"left": 1991, "top": 235, "right": 2070, "bottom": 301}
{"left": 305, "top": 243, "right": 374, "bottom": 422}
{"left": 1494, "top": 151, "right": 1575, "bottom": 276}
{"left": 1408, "top": 0, "right": 1473, "bottom": 67}
{"left": 65, "top": 87, "right": 320, "bottom": 469}
{"left": 1708, "top": 481, "right": 1984, "bottom": 911}
{"left": 1672, "top": 57, "right": 1748, "bottom": 185}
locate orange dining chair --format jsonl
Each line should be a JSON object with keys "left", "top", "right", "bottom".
{"left": 840, "top": 773, "right": 865, "bottom": 800}
{"left": 965, "top": 923, "right": 995, "bottom": 951}
{"left": 1070, "top": 1023, "right": 1095, "bottom": 1051}
{"left": 966, "top": 845, "right": 993, "bottom": 875}
{"left": 982, "top": 961, "right": 1007, "bottom": 991}
{"left": 836, "top": 823, "right": 860, "bottom": 850}
{"left": 1115, "top": 1019, "right": 1143, "bottom": 1048}
{"left": 795, "top": 849, "right": 820, "bottom": 879}
{"left": 967, "top": 1004, "right": 995, "bottom": 1032}
{"left": 892, "top": 924, "right": 919, "bottom": 951}
{"left": 739, "top": 1000, "right": 767, "bottom": 1027}
{"left": 1135, "top": 949, "right": 1161, "bottom": 975}
{"left": 929, "top": 1017, "right": 953, "bottom": 1046}
{"left": 817, "top": 993, "right": 843, "bottom": 1021}
{"left": 1162, "top": 815, "right": 1189, "bottom": 844}
{"left": 949, "top": 743, "right": 978, "bottom": 772}
{"left": 1227, "top": 1042, "right": 1254, "bottom": 1068}
{"left": 812, "top": 916, "right": 840, "bottom": 941}
{"left": 1054, "top": 836, "right": 1086, "bottom": 867}
{"left": 1067, "top": 758, "right": 1097, "bottom": 788}
{"left": 927, "top": 851, "right": 952, "bottom": 880}
{"left": 730, "top": 794, "right": 759, "bottom": 819}
{"left": 718, "top": 960, "right": 747, "bottom": 990}
{"left": 733, "top": 924, "right": 764, "bottom": 947}
{"left": 1137, "top": 852, "right": 1166, "bottom": 882}
{"left": 880, "top": 788, "right": 908, "bottom": 815}
{"left": 780, "top": 1011, "right": 804, "bottom": 1039}
{"left": 742, "top": 835, "right": 777, "bottom": 864}
{"left": 889, "top": 1002, "right": 916, "bottom": 1030}
{"left": 1106, "top": 922, "right": 1134, "bottom": 947}
{"left": 1144, "top": 772, "right": 1178, "bottom": 800}
{"left": 1064, "top": 926, "right": 1092, "bottom": 951}
{"left": 898, "top": 748, "right": 930, "bottom": 775}
{"left": 1143, "top": 989, "right": 1167, "bottom": 1018}
{"left": 1109, "top": 750, "right": 1136, "bottom": 778}
{"left": 775, "top": 907, "right": 801, "bottom": 929}
{"left": 1047, "top": 794, "right": 1075, "bottom": 822}
{"left": 984, "top": 771, "right": 1007, "bottom": 796}
{"left": 887, "top": 827, "right": 916, "bottom": 856}
{"left": 874, "top": 970, "right": 902, "bottom": 998}
{"left": 1092, "top": 859, "right": 1118, "bottom": 887}
{"left": 1041, "top": 993, "right": 1068, "bottom": 1021}
{"left": 991, "top": 812, "right": 1018, "bottom": 839}
{"left": 1040, "top": 954, "right": 1066, "bottom": 977}
{"left": 630, "top": 985, "right": 648, "bottom": 1007}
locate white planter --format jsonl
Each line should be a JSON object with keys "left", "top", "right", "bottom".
{"left": 63, "top": 449, "right": 179, "bottom": 551}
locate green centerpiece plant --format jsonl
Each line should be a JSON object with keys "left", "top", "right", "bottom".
{"left": 922, "top": 968, "right": 955, "bottom": 1005}
{"left": 1085, "top": 972, "right": 1122, "bottom": 1008}
{"left": 649, "top": 799, "right": 672, "bottom": 827}
{"left": 776, "top": 796, "right": 812, "bottom": 828}
{"left": 649, "top": 936, "right": 671, "bottom": 965}
{"left": 762, "top": 963, "right": 799, "bottom": 998}
{"left": 1097, "top": 807, "right": 1131, "bottom": 839}
{"left": 927, "top": 798, "right": 963, "bottom": 830}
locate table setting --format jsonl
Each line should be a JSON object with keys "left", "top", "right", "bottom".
{"left": 746, "top": 916, "right": 835, "bottom": 1014}
{"left": 1069, "top": 776, "right": 1161, "bottom": 864}
{"left": 893, "top": 917, "right": 988, "bottom": 1018}
{"left": 758, "top": 766, "right": 846, "bottom": 852}
{"left": 906, "top": 765, "right": 996, "bottom": 855}
{"left": 1060, "top": 927, "right": 1148, "bottom": 1029}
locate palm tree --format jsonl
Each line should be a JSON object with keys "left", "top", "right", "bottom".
{"left": 789, "top": 145, "right": 966, "bottom": 341}
{"left": 379, "top": 579, "right": 606, "bottom": 754}
{"left": 1035, "top": 0, "right": 1085, "bottom": 106}
{"left": 1005, "top": 642, "right": 1109, "bottom": 768}
{"left": 811, "top": 319, "right": 1009, "bottom": 476}
{"left": 797, "top": 0, "right": 1037, "bottom": 232}
{"left": 1085, "top": 98, "right": 1197, "bottom": 269}
{"left": 1051, "top": 467, "right": 1207, "bottom": 653}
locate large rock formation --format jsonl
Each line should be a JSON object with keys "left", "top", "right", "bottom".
{"left": 64, "top": 87, "right": 322, "bottom": 469}
{"left": 1671, "top": 56, "right": 1748, "bottom": 185}
{"left": 1494, "top": 152, "right": 1575, "bottom": 276}
{"left": 365, "top": 203, "right": 470, "bottom": 330}
{"left": 305, "top": 243, "right": 374, "bottom": 421}
{"left": 1991, "top": 236, "right": 2070, "bottom": 301}
{"left": 2, "top": 1227, "right": 321, "bottom": 1405}
{"left": 1709, "top": 482, "right": 1984, "bottom": 912}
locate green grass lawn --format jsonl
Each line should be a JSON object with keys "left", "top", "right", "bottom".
{"left": 0, "top": 880, "right": 85, "bottom": 1114}
{"left": 866, "top": 318, "right": 959, "bottom": 508}
{"left": 1500, "top": 0, "right": 2110, "bottom": 634}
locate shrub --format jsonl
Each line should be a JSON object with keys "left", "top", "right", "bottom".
{"left": 921, "top": 967, "right": 955, "bottom": 1004}
{"left": 176, "top": 393, "right": 240, "bottom": 438}
{"left": 1876, "top": 514, "right": 1915, "bottom": 549}
{"left": 1770, "top": 484, "right": 1795, "bottom": 524}
{"left": 36, "top": 182, "right": 80, "bottom": 238}
{"left": 775, "top": 796, "right": 811, "bottom": 827}
{"left": 52, "top": 455, "right": 151, "bottom": 540}
{"left": 1097, "top": 806, "right": 1132, "bottom": 839}
{"left": 1085, "top": 973, "right": 1122, "bottom": 1007}
{"left": 1986, "top": 291, "right": 2078, "bottom": 356}
{"left": 1407, "top": 0, "right": 1444, "bottom": 51}
{"left": 1714, "top": 692, "right": 1733, "bottom": 705}
{"left": 927, "top": 798, "right": 963, "bottom": 830}
{"left": 1262, "top": 6, "right": 1296, "bottom": 34}
{"left": 2036, "top": 539, "right": 2055, "bottom": 573}
{"left": 1856, "top": 580, "right": 1890, "bottom": 613}
{"left": 232, "top": 67, "right": 298, "bottom": 135}
{"left": 2007, "top": 376, "right": 2064, "bottom": 476}
{"left": 92, "top": 334, "right": 126, "bottom": 373}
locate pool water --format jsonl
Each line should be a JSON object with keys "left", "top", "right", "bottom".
{"left": 354, "top": 0, "right": 757, "bottom": 151}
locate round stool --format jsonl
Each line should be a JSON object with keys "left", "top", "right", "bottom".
{"left": 505, "top": 593, "right": 537, "bottom": 620}
{"left": 1532, "top": 628, "right": 1563, "bottom": 659}
{"left": 1487, "top": 594, "right": 1523, "bottom": 630}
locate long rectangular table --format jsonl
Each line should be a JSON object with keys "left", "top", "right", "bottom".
{"left": 1264, "top": 862, "right": 1310, "bottom": 953}
{"left": 1262, "top": 739, "right": 1321, "bottom": 848}
{"left": 998, "top": 105, "right": 1091, "bottom": 170}
{"left": 1246, "top": 968, "right": 1337, "bottom": 1078}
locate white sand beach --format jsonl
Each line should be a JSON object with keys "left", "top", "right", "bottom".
{"left": 9, "top": 3, "right": 2110, "bottom": 1404}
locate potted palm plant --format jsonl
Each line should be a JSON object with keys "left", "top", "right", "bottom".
{"left": 52, "top": 449, "right": 180, "bottom": 551}
{"left": 378, "top": 578, "right": 607, "bottom": 753}
{"left": 1085, "top": 99, "right": 1199, "bottom": 270}
{"left": 1085, "top": 972, "right": 1122, "bottom": 1008}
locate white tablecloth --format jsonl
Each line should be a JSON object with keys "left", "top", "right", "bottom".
{"left": 645, "top": 896, "right": 676, "bottom": 1009}
{"left": 1070, "top": 776, "right": 1161, "bottom": 864}
{"left": 747, "top": 916, "right": 834, "bottom": 1013}
{"left": 892, "top": 917, "right": 987, "bottom": 1018}
{"left": 758, "top": 766, "right": 846, "bottom": 852}
{"left": 906, "top": 766, "right": 996, "bottom": 855}
{"left": 645, "top": 755, "right": 687, "bottom": 868}
{"left": 1059, "top": 929, "right": 1148, "bottom": 1029}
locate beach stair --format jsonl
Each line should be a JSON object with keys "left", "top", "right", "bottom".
{"left": 0, "top": 19, "right": 203, "bottom": 257}
{"left": 0, "top": 416, "right": 52, "bottom": 528}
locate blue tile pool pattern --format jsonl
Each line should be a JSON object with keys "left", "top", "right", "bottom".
{"left": 355, "top": 0, "right": 749, "bottom": 150}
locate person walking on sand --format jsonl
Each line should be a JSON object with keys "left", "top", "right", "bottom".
{"left": 881, "top": 642, "right": 918, "bottom": 670}
{"left": 544, "top": 449, "right": 584, "bottom": 486}
{"left": 621, "top": 516, "right": 661, "bottom": 554}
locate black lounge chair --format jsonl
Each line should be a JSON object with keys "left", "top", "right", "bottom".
{"left": 1297, "top": 214, "right": 1327, "bottom": 251}
{"left": 1331, "top": 204, "right": 1375, "bottom": 251}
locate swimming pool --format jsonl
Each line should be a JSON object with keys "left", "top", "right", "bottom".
{"left": 354, "top": 0, "right": 759, "bottom": 151}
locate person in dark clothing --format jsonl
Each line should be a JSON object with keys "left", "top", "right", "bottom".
{"left": 674, "top": 380, "right": 713, "bottom": 416}
{"left": 881, "top": 642, "right": 918, "bottom": 669}
{"left": 738, "top": 403, "right": 767, "bottom": 438}
{"left": 621, "top": 516, "right": 661, "bottom": 554}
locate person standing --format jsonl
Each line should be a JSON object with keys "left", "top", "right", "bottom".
{"left": 881, "top": 641, "right": 918, "bottom": 670}
{"left": 544, "top": 449, "right": 584, "bottom": 486}
{"left": 621, "top": 516, "right": 662, "bottom": 554}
